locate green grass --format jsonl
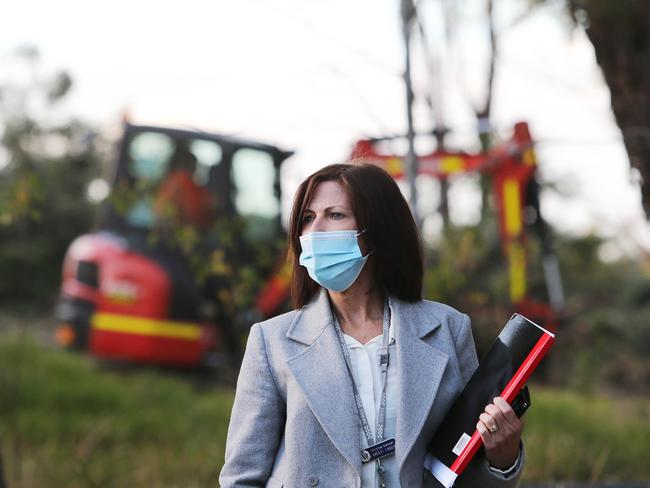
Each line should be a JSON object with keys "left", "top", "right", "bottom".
{"left": 0, "top": 328, "right": 648, "bottom": 486}
{"left": 0, "top": 331, "right": 234, "bottom": 487}
{"left": 522, "top": 387, "right": 650, "bottom": 483}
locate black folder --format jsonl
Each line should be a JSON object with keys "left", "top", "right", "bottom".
{"left": 426, "top": 313, "right": 555, "bottom": 486}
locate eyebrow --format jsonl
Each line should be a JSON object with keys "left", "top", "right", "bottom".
{"left": 303, "top": 205, "right": 349, "bottom": 213}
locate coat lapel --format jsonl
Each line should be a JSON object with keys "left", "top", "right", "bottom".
{"left": 286, "top": 291, "right": 362, "bottom": 476}
{"left": 391, "top": 298, "right": 449, "bottom": 472}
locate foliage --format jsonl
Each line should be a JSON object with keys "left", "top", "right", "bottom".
{"left": 423, "top": 221, "right": 650, "bottom": 394}
{"left": 423, "top": 218, "right": 548, "bottom": 353}
{"left": 109, "top": 174, "right": 286, "bottom": 325}
{"left": 424, "top": 216, "right": 507, "bottom": 308}
{"left": 546, "top": 234, "right": 650, "bottom": 393}
{"left": 0, "top": 48, "right": 102, "bottom": 307}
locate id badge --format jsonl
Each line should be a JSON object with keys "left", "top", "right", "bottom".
{"left": 361, "top": 438, "right": 395, "bottom": 463}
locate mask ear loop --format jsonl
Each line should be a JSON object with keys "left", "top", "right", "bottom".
{"left": 356, "top": 228, "right": 373, "bottom": 258}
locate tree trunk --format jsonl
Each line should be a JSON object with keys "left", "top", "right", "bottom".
{"left": 571, "top": 0, "right": 650, "bottom": 219}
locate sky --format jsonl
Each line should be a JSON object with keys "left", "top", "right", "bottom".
{"left": 3, "top": 0, "right": 649, "bottom": 259}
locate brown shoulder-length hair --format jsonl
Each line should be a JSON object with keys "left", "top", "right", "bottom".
{"left": 288, "top": 162, "right": 423, "bottom": 308}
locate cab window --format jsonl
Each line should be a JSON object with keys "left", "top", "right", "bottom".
{"left": 231, "top": 148, "right": 280, "bottom": 241}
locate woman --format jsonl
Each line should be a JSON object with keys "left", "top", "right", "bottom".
{"left": 220, "top": 163, "right": 524, "bottom": 488}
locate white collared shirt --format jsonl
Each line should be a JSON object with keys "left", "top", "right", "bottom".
{"left": 342, "top": 313, "right": 398, "bottom": 488}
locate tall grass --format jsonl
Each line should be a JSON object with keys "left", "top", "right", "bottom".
{"left": 1, "top": 327, "right": 648, "bottom": 486}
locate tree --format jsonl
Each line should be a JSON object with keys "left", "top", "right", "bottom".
{"left": 0, "top": 47, "right": 102, "bottom": 307}
{"left": 567, "top": 1, "right": 650, "bottom": 219}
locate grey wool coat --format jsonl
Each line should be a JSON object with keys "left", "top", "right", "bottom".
{"left": 219, "top": 290, "right": 524, "bottom": 488}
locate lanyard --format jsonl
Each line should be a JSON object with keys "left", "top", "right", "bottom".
{"left": 332, "top": 298, "right": 393, "bottom": 488}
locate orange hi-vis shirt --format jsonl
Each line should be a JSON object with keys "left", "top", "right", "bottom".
{"left": 156, "top": 170, "right": 213, "bottom": 229}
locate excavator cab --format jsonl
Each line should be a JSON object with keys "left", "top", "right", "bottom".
{"left": 56, "top": 124, "right": 292, "bottom": 367}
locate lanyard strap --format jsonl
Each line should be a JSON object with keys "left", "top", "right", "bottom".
{"left": 332, "top": 299, "right": 391, "bottom": 449}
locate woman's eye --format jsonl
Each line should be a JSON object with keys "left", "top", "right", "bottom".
{"left": 302, "top": 214, "right": 314, "bottom": 224}
{"left": 330, "top": 212, "right": 344, "bottom": 220}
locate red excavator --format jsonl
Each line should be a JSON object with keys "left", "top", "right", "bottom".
{"left": 55, "top": 123, "right": 293, "bottom": 367}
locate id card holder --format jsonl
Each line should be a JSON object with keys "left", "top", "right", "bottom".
{"left": 361, "top": 438, "right": 395, "bottom": 463}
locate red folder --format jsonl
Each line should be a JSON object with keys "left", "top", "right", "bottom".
{"left": 426, "top": 313, "right": 555, "bottom": 487}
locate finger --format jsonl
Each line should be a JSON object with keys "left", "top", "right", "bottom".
{"left": 479, "top": 413, "right": 499, "bottom": 435}
{"left": 493, "top": 397, "right": 519, "bottom": 425}
{"left": 485, "top": 404, "right": 507, "bottom": 430}
{"left": 476, "top": 420, "right": 494, "bottom": 446}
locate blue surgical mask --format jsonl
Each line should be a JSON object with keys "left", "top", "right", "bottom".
{"left": 299, "top": 230, "right": 370, "bottom": 292}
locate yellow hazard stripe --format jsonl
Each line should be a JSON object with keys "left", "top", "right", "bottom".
{"left": 503, "top": 178, "right": 522, "bottom": 237}
{"left": 507, "top": 242, "right": 527, "bottom": 302}
{"left": 386, "top": 157, "right": 403, "bottom": 176}
{"left": 92, "top": 313, "right": 202, "bottom": 341}
{"left": 440, "top": 156, "right": 464, "bottom": 174}
{"left": 522, "top": 148, "right": 536, "bottom": 166}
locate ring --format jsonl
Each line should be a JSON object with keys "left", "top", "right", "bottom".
{"left": 488, "top": 424, "right": 499, "bottom": 433}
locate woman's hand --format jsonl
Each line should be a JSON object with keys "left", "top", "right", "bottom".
{"left": 476, "top": 397, "right": 523, "bottom": 470}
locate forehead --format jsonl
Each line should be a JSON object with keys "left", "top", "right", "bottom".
{"left": 306, "top": 180, "right": 351, "bottom": 210}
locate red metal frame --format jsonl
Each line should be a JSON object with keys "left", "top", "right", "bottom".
{"left": 350, "top": 122, "right": 557, "bottom": 328}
